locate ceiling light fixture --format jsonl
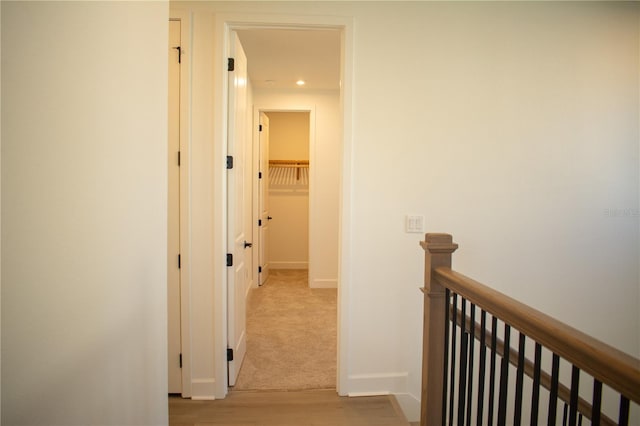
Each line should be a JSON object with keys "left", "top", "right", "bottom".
{"left": 296, "top": 80, "right": 305, "bottom": 86}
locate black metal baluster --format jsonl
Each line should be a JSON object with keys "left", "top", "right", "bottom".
{"left": 548, "top": 354, "right": 560, "bottom": 426}
{"left": 568, "top": 366, "right": 580, "bottom": 426}
{"left": 562, "top": 403, "right": 568, "bottom": 426}
{"left": 619, "top": 396, "right": 630, "bottom": 425}
{"left": 487, "top": 316, "right": 498, "bottom": 425}
{"left": 449, "top": 293, "right": 458, "bottom": 426}
{"left": 591, "top": 380, "right": 602, "bottom": 426}
{"left": 465, "top": 303, "right": 476, "bottom": 426}
{"left": 443, "top": 288, "right": 451, "bottom": 426}
{"left": 514, "top": 332, "right": 526, "bottom": 426}
{"left": 497, "top": 324, "right": 511, "bottom": 426}
{"left": 457, "top": 299, "right": 468, "bottom": 426}
{"left": 577, "top": 413, "right": 582, "bottom": 426}
{"left": 477, "top": 310, "right": 487, "bottom": 425}
{"left": 530, "top": 343, "right": 542, "bottom": 426}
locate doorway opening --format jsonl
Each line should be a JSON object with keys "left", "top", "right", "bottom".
{"left": 234, "top": 109, "right": 338, "bottom": 391}
{"left": 226, "top": 28, "right": 341, "bottom": 391}
{"left": 261, "top": 111, "right": 310, "bottom": 280}
{"left": 213, "top": 14, "right": 354, "bottom": 399}
{"left": 167, "top": 13, "right": 192, "bottom": 398}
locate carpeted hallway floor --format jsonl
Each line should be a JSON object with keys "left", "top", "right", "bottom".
{"left": 233, "top": 269, "right": 337, "bottom": 390}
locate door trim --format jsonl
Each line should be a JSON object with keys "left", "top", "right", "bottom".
{"left": 169, "top": 10, "right": 192, "bottom": 398}
{"left": 252, "top": 106, "right": 316, "bottom": 292}
{"left": 213, "top": 13, "right": 354, "bottom": 399}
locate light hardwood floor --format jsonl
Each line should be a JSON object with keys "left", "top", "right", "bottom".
{"left": 169, "top": 390, "right": 417, "bottom": 426}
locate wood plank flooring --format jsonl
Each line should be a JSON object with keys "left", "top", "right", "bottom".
{"left": 169, "top": 390, "right": 415, "bottom": 426}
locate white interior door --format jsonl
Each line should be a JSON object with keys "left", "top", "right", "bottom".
{"left": 167, "top": 19, "right": 182, "bottom": 394}
{"left": 226, "top": 31, "right": 248, "bottom": 387}
{"left": 258, "top": 112, "right": 270, "bottom": 285}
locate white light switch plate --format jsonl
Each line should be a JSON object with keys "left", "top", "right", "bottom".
{"left": 405, "top": 215, "right": 424, "bottom": 233}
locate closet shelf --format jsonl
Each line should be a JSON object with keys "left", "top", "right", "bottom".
{"left": 269, "top": 160, "right": 309, "bottom": 187}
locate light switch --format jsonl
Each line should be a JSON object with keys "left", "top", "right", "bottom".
{"left": 405, "top": 215, "right": 424, "bottom": 233}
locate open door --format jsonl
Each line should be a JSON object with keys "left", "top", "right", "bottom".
{"left": 167, "top": 18, "right": 182, "bottom": 394}
{"left": 226, "top": 31, "right": 249, "bottom": 387}
{"left": 258, "top": 112, "right": 270, "bottom": 285}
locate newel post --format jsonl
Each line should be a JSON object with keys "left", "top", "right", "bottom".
{"left": 420, "top": 233, "right": 458, "bottom": 426}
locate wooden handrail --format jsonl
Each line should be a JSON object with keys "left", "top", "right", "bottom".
{"left": 453, "top": 308, "right": 616, "bottom": 426}
{"left": 420, "top": 233, "right": 640, "bottom": 426}
{"left": 435, "top": 267, "right": 640, "bottom": 404}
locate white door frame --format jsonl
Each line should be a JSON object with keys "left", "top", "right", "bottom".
{"left": 252, "top": 107, "right": 315, "bottom": 290}
{"left": 212, "top": 13, "right": 354, "bottom": 398}
{"left": 168, "top": 9, "right": 193, "bottom": 398}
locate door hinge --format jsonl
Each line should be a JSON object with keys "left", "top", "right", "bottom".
{"left": 178, "top": 254, "right": 181, "bottom": 269}
{"left": 173, "top": 46, "right": 182, "bottom": 64}
{"left": 179, "top": 353, "right": 182, "bottom": 368}
{"left": 178, "top": 151, "right": 181, "bottom": 166}
{"left": 227, "top": 348, "right": 234, "bottom": 361}
{"left": 258, "top": 219, "right": 262, "bottom": 227}
{"left": 227, "top": 253, "right": 233, "bottom": 267}
{"left": 259, "top": 124, "right": 263, "bottom": 132}
{"left": 226, "top": 155, "right": 234, "bottom": 169}
{"left": 258, "top": 266, "right": 262, "bottom": 273}
{"left": 228, "top": 57, "right": 235, "bottom": 71}
{"left": 258, "top": 171, "right": 262, "bottom": 179}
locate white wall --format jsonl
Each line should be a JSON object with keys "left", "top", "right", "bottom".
{"left": 180, "top": 1, "right": 639, "bottom": 421}
{"left": 0, "top": 2, "right": 3, "bottom": 419}
{"left": 268, "top": 112, "right": 310, "bottom": 161}
{"left": 256, "top": 90, "right": 341, "bottom": 287}
{"left": 1, "top": 2, "right": 169, "bottom": 424}
{"left": 348, "top": 3, "right": 639, "bottom": 418}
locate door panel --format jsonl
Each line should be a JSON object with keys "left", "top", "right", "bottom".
{"left": 259, "top": 112, "right": 270, "bottom": 285}
{"left": 227, "top": 31, "right": 248, "bottom": 387}
{"left": 167, "top": 19, "right": 182, "bottom": 394}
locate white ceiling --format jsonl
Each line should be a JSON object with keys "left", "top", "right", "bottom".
{"left": 236, "top": 29, "right": 341, "bottom": 91}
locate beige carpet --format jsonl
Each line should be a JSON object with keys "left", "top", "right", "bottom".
{"left": 233, "top": 269, "right": 337, "bottom": 390}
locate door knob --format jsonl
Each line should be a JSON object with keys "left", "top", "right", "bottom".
{"left": 244, "top": 241, "right": 253, "bottom": 248}
{"left": 267, "top": 216, "right": 273, "bottom": 220}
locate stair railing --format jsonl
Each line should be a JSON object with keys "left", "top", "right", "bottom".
{"left": 420, "top": 233, "right": 640, "bottom": 426}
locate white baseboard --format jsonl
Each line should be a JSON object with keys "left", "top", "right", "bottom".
{"left": 310, "top": 278, "right": 337, "bottom": 288}
{"left": 394, "top": 392, "right": 421, "bottom": 423}
{"left": 190, "top": 378, "right": 216, "bottom": 400}
{"left": 346, "top": 373, "right": 418, "bottom": 422}
{"left": 346, "top": 372, "right": 408, "bottom": 396}
{"left": 270, "top": 261, "right": 308, "bottom": 270}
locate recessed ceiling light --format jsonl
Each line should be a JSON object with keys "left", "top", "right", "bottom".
{"left": 296, "top": 80, "right": 305, "bottom": 86}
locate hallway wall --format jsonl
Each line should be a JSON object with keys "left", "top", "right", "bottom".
{"left": 180, "top": 1, "right": 639, "bottom": 421}
{"left": 2, "top": 2, "right": 169, "bottom": 424}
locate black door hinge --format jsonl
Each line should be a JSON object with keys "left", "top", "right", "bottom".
{"left": 178, "top": 254, "right": 181, "bottom": 269}
{"left": 258, "top": 266, "right": 262, "bottom": 273}
{"left": 178, "top": 151, "right": 181, "bottom": 166}
{"left": 228, "top": 57, "right": 235, "bottom": 71}
{"left": 179, "top": 353, "right": 182, "bottom": 368}
{"left": 227, "top": 348, "right": 234, "bottom": 361}
{"left": 259, "top": 124, "right": 263, "bottom": 132}
{"left": 173, "top": 46, "right": 182, "bottom": 64}
{"left": 227, "top": 253, "right": 233, "bottom": 267}
{"left": 226, "top": 156, "right": 234, "bottom": 169}
{"left": 258, "top": 219, "right": 262, "bottom": 226}
{"left": 258, "top": 171, "right": 262, "bottom": 179}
